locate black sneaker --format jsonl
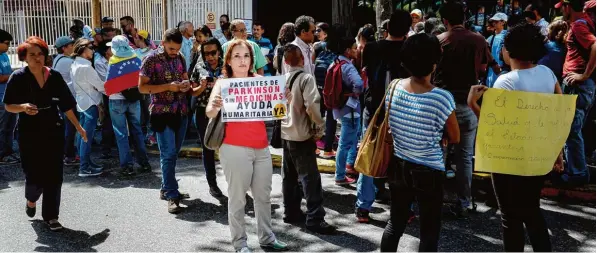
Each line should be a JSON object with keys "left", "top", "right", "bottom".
{"left": 168, "top": 199, "right": 182, "bottom": 214}
{"left": 283, "top": 213, "right": 306, "bottom": 224}
{"left": 160, "top": 190, "right": 190, "bottom": 201}
{"left": 120, "top": 165, "right": 135, "bottom": 176}
{"left": 306, "top": 221, "right": 337, "bottom": 235}
{"left": 0, "top": 154, "right": 20, "bottom": 165}
{"left": 26, "top": 203, "right": 36, "bottom": 218}
{"left": 209, "top": 186, "right": 224, "bottom": 198}
{"left": 47, "top": 220, "right": 63, "bottom": 231}
{"left": 355, "top": 208, "right": 370, "bottom": 223}
{"left": 138, "top": 163, "right": 152, "bottom": 173}
{"left": 63, "top": 157, "right": 80, "bottom": 166}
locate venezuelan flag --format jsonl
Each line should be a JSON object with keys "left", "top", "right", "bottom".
{"left": 105, "top": 55, "right": 142, "bottom": 95}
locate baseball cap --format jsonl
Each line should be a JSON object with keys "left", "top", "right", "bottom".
{"left": 55, "top": 36, "right": 74, "bottom": 48}
{"left": 137, "top": 30, "right": 149, "bottom": 40}
{"left": 107, "top": 35, "right": 134, "bottom": 58}
{"left": 490, "top": 12, "right": 509, "bottom": 22}
{"left": 411, "top": 9, "right": 423, "bottom": 18}
{"left": 555, "top": 0, "right": 571, "bottom": 8}
{"left": 102, "top": 16, "right": 114, "bottom": 23}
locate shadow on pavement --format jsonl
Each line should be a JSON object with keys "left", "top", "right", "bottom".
{"left": 176, "top": 197, "right": 229, "bottom": 225}
{"left": 30, "top": 220, "right": 110, "bottom": 252}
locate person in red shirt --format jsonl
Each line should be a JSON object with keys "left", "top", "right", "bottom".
{"left": 556, "top": 0, "right": 596, "bottom": 185}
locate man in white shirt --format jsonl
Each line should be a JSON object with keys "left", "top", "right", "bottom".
{"left": 53, "top": 36, "right": 79, "bottom": 166}
{"left": 283, "top": 16, "right": 316, "bottom": 75}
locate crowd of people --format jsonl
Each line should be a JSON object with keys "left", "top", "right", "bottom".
{"left": 0, "top": 0, "right": 594, "bottom": 251}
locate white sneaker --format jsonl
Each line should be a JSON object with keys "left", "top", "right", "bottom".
{"left": 237, "top": 247, "right": 252, "bottom": 253}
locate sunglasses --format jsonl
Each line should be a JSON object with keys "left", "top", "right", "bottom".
{"left": 204, "top": 50, "right": 218, "bottom": 57}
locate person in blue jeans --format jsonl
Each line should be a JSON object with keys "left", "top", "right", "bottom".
{"left": 189, "top": 38, "right": 224, "bottom": 198}
{"left": 0, "top": 29, "right": 19, "bottom": 165}
{"left": 71, "top": 39, "right": 105, "bottom": 177}
{"left": 559, "top": 0, "right": 596, "bottom": 186}
{"left": 139, "top": 28, "right": 209, "bottom": 214}
{"left": 327, "top": 31, "right": 364, "bottom": 185}
{"left": 102, "top": 35, "right": 151, "bottom": 176}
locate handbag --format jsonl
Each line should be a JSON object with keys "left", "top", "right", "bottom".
{"left": 270, "top": 70, "right": 304, "bottom": 148}
{"left": 204, "top": 111, "right": 225, "bottom": 150}
{"left": 354, "top": 79, "right": 398, "bottom": 178}
{"left": 121, "top": 87, "right": 142, "bottom": 102}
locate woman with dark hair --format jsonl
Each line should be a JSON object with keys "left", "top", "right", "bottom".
{"left": 190, "top": 25, "right": 214, "bottom": 71}
{"left": 189, "top": 37, "right": 224, "bottom": 198}
{"left": 71, "top": 38, "right": 106, "bottom": 177}
{"left": 273, "top": 22, "right": 296, "bottom": 75}
{"left": 468, "top": 23, "right": 558, "bottom": 252}
{"left": 4, "top": 36, "right": 86, "bottom": 231}
{"left": 205, "top": 39, "right": 288, "bottom": 252}
{"left": 380, "top": 33, "right": 459, "bottom": 252}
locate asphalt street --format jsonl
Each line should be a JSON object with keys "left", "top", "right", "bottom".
{"left": 0, "top": 150, "right": 595, "bottom": 252}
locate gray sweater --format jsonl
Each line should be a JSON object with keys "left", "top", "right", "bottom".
{"left": 281, "top": 67, "right": 325, "bottom": 142}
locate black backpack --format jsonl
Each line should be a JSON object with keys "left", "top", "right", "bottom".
{"left": 314, "top": 45, "right": 336, "bottom": 91}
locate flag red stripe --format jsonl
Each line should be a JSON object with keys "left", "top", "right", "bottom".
{"left": 104, "top": 71, "right": 140, "bottom": 96}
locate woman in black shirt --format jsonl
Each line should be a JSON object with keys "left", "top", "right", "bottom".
{"left": 3, "top": 37, "right": 86, "bottom": 231}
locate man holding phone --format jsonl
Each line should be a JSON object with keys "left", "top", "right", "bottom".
{"left": 139, "top": 28, "right": 209, "bottom": 214}
{"left": 189, "top": 38, "right": 225, "bottom": 199}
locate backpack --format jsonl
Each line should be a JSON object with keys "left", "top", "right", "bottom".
{"left": 314, "top": 48, "right": 336, "bottom": 91}
{"left": 323, "top": 58, "right": 351, "bottom": 109}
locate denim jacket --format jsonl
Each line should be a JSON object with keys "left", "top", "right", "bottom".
{"left": 331, "top": 55, "right": 364, "bottom": 120}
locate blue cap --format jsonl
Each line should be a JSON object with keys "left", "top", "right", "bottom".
{"left": 55, "top": 36, "right": 74, "bottom": 49}
{"left": 107, "top": 35, "right": 134, "bottom": 58}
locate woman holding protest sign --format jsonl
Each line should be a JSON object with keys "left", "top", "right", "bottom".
{"left": 205, "top": 39, "right": 289, "bottom": 252}
{"left": 467, "top": 23, "right": 562, "bottom": 252}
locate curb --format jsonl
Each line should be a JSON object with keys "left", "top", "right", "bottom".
{"left": 149, "top": 146, "right": 596, "bottom": 202}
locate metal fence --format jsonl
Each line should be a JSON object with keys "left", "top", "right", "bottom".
{"left": 169, "top": 0, "right": 251, "bottom": 29}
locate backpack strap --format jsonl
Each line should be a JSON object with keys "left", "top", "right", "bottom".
{"left": 287, "top": 70, "right": 304, "bottom": 91}
{"left": 52, "top": 55, "right": 66, "bottom": 68}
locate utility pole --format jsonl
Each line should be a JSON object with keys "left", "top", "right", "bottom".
{"left": 91, "top": 0, "right": 101, "bottom": 28}
{"left": 162, "top": 0, "right": 168, "bottom": 33}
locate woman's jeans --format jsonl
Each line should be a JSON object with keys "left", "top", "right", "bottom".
{"left": 77, "top": 105, "right": 99, "bottom": 172}
{"left": 193, "top": 107, "right": 217, "bottom": 187}
{"left": 563, "top": 78, "right": 595, "bottom": 185}
{"left": 492, "top": 173, "right": 551, "bottom": 252}
{"left": 381, "top": 156, "right": 444, "bottom": 252}
{"left": 335, "top": 116, "right": 359, "bottom": 181}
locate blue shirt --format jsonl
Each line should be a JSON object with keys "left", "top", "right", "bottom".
{"left": 538, "top": 41, "right": 567, "bottom": 81}
{"left": 181, "top": 36, "right": 194, "bottom": 71}
{"left": 385, "top": 81, "right": 456, "bottom": 171}
{"left": 486, "top": 30, "right": 507, "bottom": 87}
{"left": 330, "top": 55, "right": 364, "bottom": 120}
{"left": 249, "top": 36, "right": 274, "bottom": 76}
{"left": 0, "top": 53, "right": 12, "bottom": 86}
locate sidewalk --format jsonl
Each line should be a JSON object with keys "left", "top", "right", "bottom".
{"left": 148, "top": 138, "right": 596, "bottom": 203}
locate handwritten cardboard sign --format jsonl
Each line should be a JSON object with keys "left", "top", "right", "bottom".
{"left": 220, "top": 76, "right": 288, "bottom": 122}
{"left": 475, "top": 88, "right": 577, "bottom": 176}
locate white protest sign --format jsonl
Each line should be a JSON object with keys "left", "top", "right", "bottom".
{"left": 220, "top": 75, "right": 288, "bottom": 122}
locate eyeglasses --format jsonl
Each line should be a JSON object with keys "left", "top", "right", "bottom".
{"left": 204, "top": 50, "right": 218, "bottom": 57}
{"left": 234, "top": 28, "right": 247, "bottom": 33}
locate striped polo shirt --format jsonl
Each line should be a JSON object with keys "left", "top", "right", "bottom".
{"left": 385, "top": 81, "right": 456, "bottom": 171}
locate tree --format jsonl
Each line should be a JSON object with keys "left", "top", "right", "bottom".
{"left": 332, "top": 0, "right": 355, "bottom": 36}
{"left": 376, "top": 0, "right": 394, "bottom": 29}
